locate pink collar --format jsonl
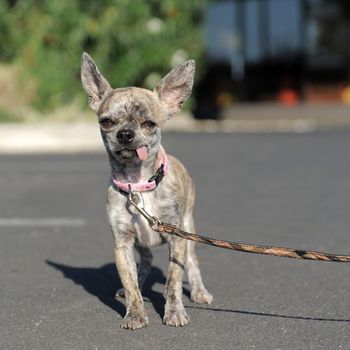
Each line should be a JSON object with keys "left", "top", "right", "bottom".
{"left": 113, "top": 147, "right": 169, "bottom": 193}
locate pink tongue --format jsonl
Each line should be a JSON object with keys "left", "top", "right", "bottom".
{"left": 136, "top": 146, "right": 148, "bottom": 161}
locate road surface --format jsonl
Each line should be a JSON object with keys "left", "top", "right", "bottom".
{"left": 1, "top": 132, "right": 350, "bottom": 349}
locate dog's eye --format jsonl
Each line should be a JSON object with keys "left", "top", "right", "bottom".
{"left": 142, "top": 120, "right": 157, "bottom": 129}
{"left": 100, "top": 118, "right": 114, "bottom": 129}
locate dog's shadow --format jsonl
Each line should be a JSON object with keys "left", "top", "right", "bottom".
{"left": 47, "top": 260, "right": 350, "bottom": 324}
{"left": 46, "top": 260, "right": 191, "bottom": 319}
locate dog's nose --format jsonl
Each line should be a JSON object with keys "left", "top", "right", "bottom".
{"left": 117, "top": 129, "right": 135, "bottom": 145}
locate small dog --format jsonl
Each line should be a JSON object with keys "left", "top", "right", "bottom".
{"left": 81, "top": 53, "right": 213, "bottom": 330}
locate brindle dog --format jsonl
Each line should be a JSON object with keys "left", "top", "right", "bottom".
{"left": 81, "top": 53, "right": 212, "bottom": 330}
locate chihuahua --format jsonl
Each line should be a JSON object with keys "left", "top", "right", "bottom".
{"left": 81, "top": 53, "right": 212, "bottom": 330}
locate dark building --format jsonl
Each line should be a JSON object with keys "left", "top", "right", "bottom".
{"left": 194, "top": 0, "right": 350, "bottom": 118}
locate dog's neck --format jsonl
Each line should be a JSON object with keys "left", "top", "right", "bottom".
{"left": 109, "top": 144, "right": 163, "bottom": 184}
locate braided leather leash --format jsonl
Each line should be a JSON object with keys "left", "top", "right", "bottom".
{"left": 129, "top": 191, "right": 350, "bottom": 263}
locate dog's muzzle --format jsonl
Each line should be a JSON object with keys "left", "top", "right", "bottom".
{"left": 117, "top": 129, "right": 135, "bottom": 145}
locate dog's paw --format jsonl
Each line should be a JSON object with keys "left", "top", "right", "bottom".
{"left": 115, "top": 288, "right": 125, "bottom": 299}
{"left": 163, "top": 308, "right": 190, "bottom": 327}
{"left": 121, "top": 312, "right": 148, "bottom": 330}
{"left": 191, "top": 287, "right": 213, "bottom": 304}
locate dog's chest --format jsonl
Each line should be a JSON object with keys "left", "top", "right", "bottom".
{"left": 129, "top": 192, "right": 178, "bottom": 247}
{"left": 112, "top": 192, "right": 178, "bottom": 247}
{"left": 131, "top": 196, "right": 164, "bottom": 247}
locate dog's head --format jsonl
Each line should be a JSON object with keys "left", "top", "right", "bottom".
{"left": 81, "top": 53, "right": 195, "bottom": 165}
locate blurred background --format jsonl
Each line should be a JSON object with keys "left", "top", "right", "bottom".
{"left": 0, "top": 0, "right": 206, "bottom": 123}
{"left": 1, "top": 0, "right": 350, "bottom": 125}
{"left": 198, "top": 0, "right": 350, "bottom": 119}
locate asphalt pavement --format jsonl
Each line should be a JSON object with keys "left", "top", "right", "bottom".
{"left": 1, "top": 132, "right": 350, "bottom": 350}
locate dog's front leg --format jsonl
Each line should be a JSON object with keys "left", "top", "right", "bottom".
{"left": 163, "top": 237, "right": 190, "bottom": 327}
{"left": 114, "top": 242, "right": 148, "bottom": 330}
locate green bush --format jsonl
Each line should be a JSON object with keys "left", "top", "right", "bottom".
{"left": 0, "top": 107, "right": 17, "bottom": 122}
{"left": 0, "top": 0, "right": 206, "bottom": 111}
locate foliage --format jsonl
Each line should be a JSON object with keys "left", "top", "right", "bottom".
{"left": 0, "top": 107, "right": 17, "bottom": 122}
{"left": 0, "top": 0, "right": 206, "bottom": 111}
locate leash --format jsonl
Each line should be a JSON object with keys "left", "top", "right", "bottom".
{"left": 128, "top": 191, "right": 350, "bottom": 263}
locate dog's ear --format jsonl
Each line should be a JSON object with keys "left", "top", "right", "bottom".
{"left": 81, "top": 52, "right": 112, "bottom": 113}
{"left": 154, "top": 60, "right": 195, "bottom": 116}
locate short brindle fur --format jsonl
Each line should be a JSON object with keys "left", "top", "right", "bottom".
{"left": 81, "top": 53, "right": 213, "bottom": 330}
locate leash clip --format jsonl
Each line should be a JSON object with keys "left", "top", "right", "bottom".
{"left": 128, "top": 191, "right": 159, "bottom": 228}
